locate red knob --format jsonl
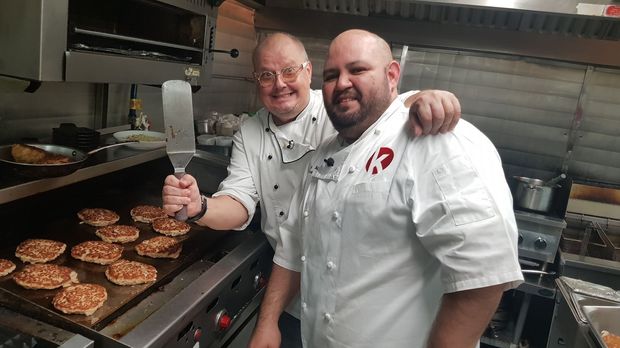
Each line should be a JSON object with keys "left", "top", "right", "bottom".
{"left": 218, "top": 313, "right": 232, "bottom": 331}
{"left": 193, "top": 328, "right": 202, "bottom": 342}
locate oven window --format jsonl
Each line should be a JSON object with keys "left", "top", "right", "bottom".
{"left": 68, "top": 0, "right": 206, "bottom": 64}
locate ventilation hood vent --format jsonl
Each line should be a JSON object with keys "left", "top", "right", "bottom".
{"left": 266, "top": 0, "right": 620, "bottom": 41}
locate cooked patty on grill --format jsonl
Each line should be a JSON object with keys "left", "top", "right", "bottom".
{"left": 77, "top": 208, "right": 120, "bottom": 227}
{"left": 52, "top": 284, "right": 107, "bottom": 316}
{"left": 135, "top": 236, "right": 182, "bottom": 259}
{"left": 152, "top": 218, "right": 190, "bottom": 236}
{"left": 13, "top": 264, "right": 78, "bottom": 290}
{"left": 130, "top": 205, "right": 168, "bottom": 223}
{"left": 95, "top": 225, "right": 140, "bottom": 243}
{"left": 71, "top": 241, "right": 123, "bottom": 265}
{"left": 0, "top": 259, "right": 16, "bottom": 277}
{"left": 105, "top": 259, "right": 157, "bottom": 285}
{"left": 15, "top": 239, "right": 66, "bottom": 264}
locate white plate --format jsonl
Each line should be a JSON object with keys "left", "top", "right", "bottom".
{"left": 112, "top": 130, "right": 166, "bottom": 150}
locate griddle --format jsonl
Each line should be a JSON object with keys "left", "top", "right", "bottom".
{"left": 0, "top": 159, "right": 230, "bottom": 330}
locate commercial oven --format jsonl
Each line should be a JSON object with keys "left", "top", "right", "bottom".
{"left": 0, "top": 0, "right": 216, "bottom": 85}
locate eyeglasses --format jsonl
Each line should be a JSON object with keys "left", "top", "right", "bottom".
{"left": 254, "top": 61, "right": 309, "bottom": 87}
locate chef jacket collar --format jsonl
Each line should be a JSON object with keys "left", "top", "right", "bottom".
{"left": 267, "top": 113, "right": 316, "bottom": 164}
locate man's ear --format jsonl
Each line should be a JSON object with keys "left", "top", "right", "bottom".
{"left": 306, "top": 61, "right": 313, "bottom": 85}
{"left": 387, "top": 60, "right": 400, "bottom": 90}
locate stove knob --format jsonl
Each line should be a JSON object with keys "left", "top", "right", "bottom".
{"left": 534, "top": 237, "right": 547, "bottom": 250}
{"left": 216, "top": 310, "right": 232, "bottom": 331}
{"left": 254, "top": 272, "right": 266, "bottom": 290}
{"left": 518, "top": 234, "right": 524, "bottom": 245}
{"left": 193, "top": 328, "right": 203, "bottom": 342}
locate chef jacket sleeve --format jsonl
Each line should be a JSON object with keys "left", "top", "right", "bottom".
{"left": 213, "top": 125, "right": 259, "bottom": 230}
{"left": 410, "top": 132, "right": 523, "bottom": 293}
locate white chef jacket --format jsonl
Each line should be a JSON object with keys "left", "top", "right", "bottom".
{"left": 216, "top": 89, "right": 415, "bottom": 319}
{"left": 275, "top": 97, "right": 524, "bottom": 348}
{"left": 214, "top": 90, "right": 336, "bottom": 317}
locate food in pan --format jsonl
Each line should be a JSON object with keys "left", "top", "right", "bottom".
{"left": 71, "top": 241, "right": 123, "bottom": 265}
{"left": 52, "top": 283, "right": 107, "bottom": 316}
{"left": 152, "top": 217, "right": 191, "bottom": 236}
{"left": 105, "top": 259, "right": 157, "bottom": 285}
{"left": 602, "top": 330, "right": 620, "bottom": 348}
{"left": 126, "top": 134, "right": 162, "bottom": 142}
{"left": 11, "top": 144, "right": 70, "bottom": 164}
{"left": 77, "top": 208, "right": 120, "bottom": 227}
{"left": 95, "top": 225, "right": 140, "bottom": 243}
{"left": 13, "top": 264, "right": 78, "bottom": 290}
{"left": 0, "top": 259, "right": 16, "bottom": 277}
{"left": 130, "top": 205, "right": 168, "bottom": 223}
{"left": 15, "top": 239, "right": 66, "bottom": 263}
{"left": 135, "top": 236, "right": 182, "bottom": 259}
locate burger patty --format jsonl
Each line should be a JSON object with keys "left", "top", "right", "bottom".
{"left": 0, "top": 259, "right": 16, "bottom": 277}
{"left": 77, "top": 208, "right": 120, "bottom": 227}
{"left": 53, "top": 284, "right": 107, "bottom": 316}
{"left": 15, "top": 239, "right": 66, "bottom": 264}
{"left": 95, "top": 225, "right": 140, "bottom": 243}
{"left": 13, "top": 264, "right": 78, "bottom": 290}
{"left": 130, "top": 205, "right": 168, "bottom": 223}
{"left": 105, "top": 259, "right": 157, "bottom": 285}
{"left": 135, "top": 236, "right": 182, "bottom": 259}
{"left": 152, "top": 218, "right": 190, "bottom": 236}
{"left": 71, "top": 241, "right": 124, "bottom": 265}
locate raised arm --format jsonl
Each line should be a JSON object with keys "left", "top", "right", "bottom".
{"left": 404, "top": 90, "right": 461, "bottom": 136}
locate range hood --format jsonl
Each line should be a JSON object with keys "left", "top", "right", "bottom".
{"left": 251, "top": 0, "right": 620, "bottom": 68}
{"left": 265, "top": 0, "right": 620, "bottom": 40}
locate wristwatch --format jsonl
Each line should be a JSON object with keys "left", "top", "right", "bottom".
{"left": 187, "top": 195, "right": 208, "bottom": 223}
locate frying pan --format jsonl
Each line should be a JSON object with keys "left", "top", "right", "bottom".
{"left": 0, "top": 143, "right": 132, "bottom": 178}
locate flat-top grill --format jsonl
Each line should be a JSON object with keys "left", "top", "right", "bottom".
{"left": 0, "top": 156, "right": 273, "bottom": 347}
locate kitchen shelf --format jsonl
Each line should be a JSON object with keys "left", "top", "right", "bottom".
{"left": 0, "top": 146, "right": 166, "bottom": 205}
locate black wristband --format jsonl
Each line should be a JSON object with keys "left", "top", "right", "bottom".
{"left": 187, "top": 195, "right": 208, "bottom": 223}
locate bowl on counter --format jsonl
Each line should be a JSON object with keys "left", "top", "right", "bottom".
{"left": 113, "top": 130, "right": 166, "bottom": 150}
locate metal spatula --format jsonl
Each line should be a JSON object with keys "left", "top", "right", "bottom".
{"left": 162, "top": 80, "right": 196, "bottom": 221}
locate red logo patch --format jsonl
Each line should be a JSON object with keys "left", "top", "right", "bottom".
{"left": 365, "top": 147, "right": 394, "bottom": 175}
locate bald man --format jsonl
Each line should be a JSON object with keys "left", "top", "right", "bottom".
{"left": 257, "top": 30, "right": 523, "bottom": 348}
{"left": 163, "top": 32, "right": 462, "bottom": 348}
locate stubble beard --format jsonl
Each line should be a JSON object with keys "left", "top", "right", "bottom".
{"left": 325, "top": 84, "right": 392, "bottom": 141}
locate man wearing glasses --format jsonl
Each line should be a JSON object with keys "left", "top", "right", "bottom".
{"left": 162, "top": 32, "right": 461, "bottom": 348}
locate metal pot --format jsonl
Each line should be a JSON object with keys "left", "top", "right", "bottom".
{"left": 513, "top": 176, "right": 556, "bottom": 213}
{"left": 0, "top": 142, "right": 130, "bottom": 178}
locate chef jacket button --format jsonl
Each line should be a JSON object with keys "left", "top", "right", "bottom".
{"left": 303, "top": 210, "right": 309, "bottom": 217}
{"left": 374, "top": 129, "right": 381, "bottom": 135}
{"left": 326, "top": 261, "right": 335, "bottom": 270}
{"left": 324, "top": 312, "right": 333, "bottom": 322}
{"left": 279, "top": 211, "right": 285, "bottom": 216}
{"left": 265, "top": 128, "right": 270, "bottom": 132}
{"left": 274, "top": 184, "right": 279, "bottom": 190}
{"left": 332, "top": 211, "right": 340, "bottom": 220}
{"left": 267, "top": 155, "right": 273, "bottom": 160}
{"left": 348, "top": 166, "right": 356, "bottom": 173}
{"left": 301, "top": 255, "right": 306, "bottom": 262}
{"left": 312, "top": 117, "right": 317, "bottom": 122}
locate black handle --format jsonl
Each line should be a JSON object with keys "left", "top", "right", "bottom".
{"left": 209, "top": 48, "right": 239, "bottom": 58}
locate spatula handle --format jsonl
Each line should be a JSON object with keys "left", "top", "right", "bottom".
{"left": 174, "top": 172, "right": 188, "bottom": 221}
